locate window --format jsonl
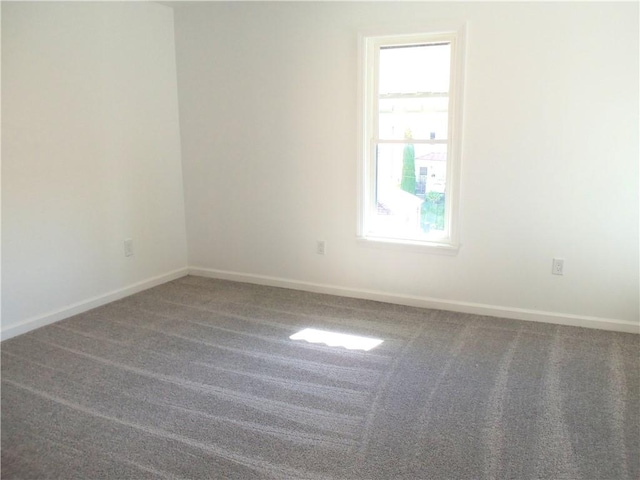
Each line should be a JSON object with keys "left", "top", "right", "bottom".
{"left": 358, "top": 25, "right": 466, "bottom": 251}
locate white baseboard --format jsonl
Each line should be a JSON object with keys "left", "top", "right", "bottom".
{"left": 1, "top": 267, "right": 189, "bottom": 341}
{"left": 189, "top": 267, "right": 639, "bottom": 334}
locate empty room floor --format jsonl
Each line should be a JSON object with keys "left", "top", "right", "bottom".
{"left": 2, "top": 276, "right": 638, "bottom": 479}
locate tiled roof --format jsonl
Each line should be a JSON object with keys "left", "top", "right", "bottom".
{"left": 415, "top": 151, "right": 446, "bottom": 162}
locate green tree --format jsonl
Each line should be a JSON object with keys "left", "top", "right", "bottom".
{"left": 421, "top": 192, "right": 445, "bottom": 231}
{"left": 400, "top": 129, "right": 416, "bottom": 195}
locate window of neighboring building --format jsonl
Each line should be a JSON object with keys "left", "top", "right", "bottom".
{"left": 358, "top": 24, "right": 466, "bottom": 252}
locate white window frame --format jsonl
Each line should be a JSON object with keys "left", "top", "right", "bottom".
{"left": 357, "top": 23, "right": 467, "bottom": 254}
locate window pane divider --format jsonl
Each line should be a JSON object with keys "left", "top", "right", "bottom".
{"left": 375, "top": 139, "right": 448, "bottom": 145}
{"left": 379, "top": 92, "right": 449, "bottom": 99}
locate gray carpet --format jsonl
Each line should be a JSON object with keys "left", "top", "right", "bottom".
{"left": 2, "top": 275, "right": 638, "bottom": 479}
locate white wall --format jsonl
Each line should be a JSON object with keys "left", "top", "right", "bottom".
{"left": 2, "top": 2, "right": 637, "bottom": 337}
{"left": 174, "top": 2, "right": 639, "bottom": 329}
{"left": 2, "top": 2, "right": 188, "bottom": 338}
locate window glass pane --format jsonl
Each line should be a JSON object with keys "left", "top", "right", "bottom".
{"left": 379, "top": 96, "right": 449, "bottom": 140}
{"left": 379, "top": 43, "right": 451, "bottom": 95}
{"left": 373, "top": 143, "right": 447, "bottom": 238}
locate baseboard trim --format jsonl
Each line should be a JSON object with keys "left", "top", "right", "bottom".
{"left": 1, "top": 267, "right": 189, "bottom": 341}
{"left": 189, "top": 267, "right": 639, "bottom": 334}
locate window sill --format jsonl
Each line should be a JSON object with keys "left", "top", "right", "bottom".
{"left": 356, "top": 236, "right": 460, "bottom": 255}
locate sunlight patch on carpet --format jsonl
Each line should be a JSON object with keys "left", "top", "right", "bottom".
{"left": 289, "top": 328, "right": 383, "bottom": 351}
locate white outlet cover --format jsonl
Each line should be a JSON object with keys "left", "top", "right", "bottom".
{"left": 124, "top": 238, "right": 134, "bottom": 257}
{"left": 552, "top": 258, "right": 564, "bottom": 275}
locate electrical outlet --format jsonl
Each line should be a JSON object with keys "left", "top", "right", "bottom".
{"left": 316, "top": 240, "right": 326, "bottom": 255}
{"left": 552, "top": 258, "right": 564, "bottom": 275}
{"left": 124, "top": 238, "right": 134, "bottom": 257}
